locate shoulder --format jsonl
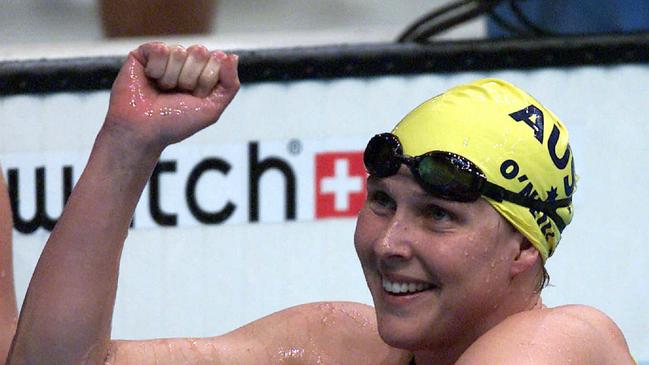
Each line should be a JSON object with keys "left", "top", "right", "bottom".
{"left": 549, "top": 305, "right": 630, "bottom": 343}
{"left": 456, "top": 304, "right": 635, "bottom": 365}
{"left": 524, "top": 304, "right": 632, "bottom": 357}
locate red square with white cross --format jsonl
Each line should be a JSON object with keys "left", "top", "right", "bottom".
{"left": 315, "top": 151, "right": 366, "bottom": 218}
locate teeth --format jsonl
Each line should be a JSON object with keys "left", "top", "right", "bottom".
{"left": 382, "top": 278, "right": 432, "bottom": 294}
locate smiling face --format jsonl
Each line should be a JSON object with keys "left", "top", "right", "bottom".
{"left": 354, "top": 167, "right": 527, "bottom": 351}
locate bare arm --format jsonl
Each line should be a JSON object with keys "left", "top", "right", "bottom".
{"left": 105, "top": 301, "right": 409, "bottom": 365}
{"left": 7, "top": 42, "right": 240, "bottom": 365}
{"left": 0, "top": 166, "right": 17, "bottom": 364}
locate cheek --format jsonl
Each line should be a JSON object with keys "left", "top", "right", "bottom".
{"left": 454, "top": 239, "right": 513, "bottom": 298}
{"left": 353, "top": 207, "right": 375, "bottom": 262}
{"left": 464, "top": 221, "right": 511, "bottom": 261}
{"left": 430, "top": 232, "right": 508, "bottom": 287}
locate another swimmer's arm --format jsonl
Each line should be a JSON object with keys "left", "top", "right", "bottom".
{"left": 0, "top": 167, "right": 17, "bottom": 364}
{"left": 7, "top": 43, "right": 239, "bottom": 365}
{"left": 454, "top": 306, "right": 635, "bottom": 365}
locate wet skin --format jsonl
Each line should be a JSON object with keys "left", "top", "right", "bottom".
{"left": 354, "top": 167, "right": 531, "bottom": 361}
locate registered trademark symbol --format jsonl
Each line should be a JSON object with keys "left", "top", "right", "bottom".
{"left": 288, "top": 139, "right": 302, "bottom": 155}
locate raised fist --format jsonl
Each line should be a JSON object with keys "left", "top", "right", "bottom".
{"left": 105, "top": 42, "right": 240, "bottom": 151}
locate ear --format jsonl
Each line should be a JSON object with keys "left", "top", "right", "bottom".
{"left": 510, "top": 238, "right": 541, "bottom": 278}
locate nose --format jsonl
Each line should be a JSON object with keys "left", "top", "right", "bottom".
{"left": 374, "top": 214, "right": 414, "bottom": 267}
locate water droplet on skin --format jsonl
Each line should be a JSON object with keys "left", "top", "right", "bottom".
{"left": 306, "top": 336, "right": 325, "bottom": 365}
{"left": 340, "top": 307, "right": 370, "bottom": 328}
{"left": 126, "top": 63, "right": 146, "bottom": 110}
{"left": 318, "top": 302, "right": 334, "bottom": 313}
{"left": 159, "top": 107, "right": 173, "bottom": 116}
{"left": 318, "top": 302, "right": 335, "bottom": 327}
{"left": 278, "top": 346, "right": 305, "bottom": 360}
{"left": 128, "top": 63, "right": 138, "bottom": 80}
{"left": 464, "top": 249, "right": 469, "bottom": 257}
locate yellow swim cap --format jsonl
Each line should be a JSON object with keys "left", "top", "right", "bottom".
{"left": 392, "top": 78, "right": 576, "bottom": 261}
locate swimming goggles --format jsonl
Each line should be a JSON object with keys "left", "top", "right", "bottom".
{"left": 363, "top": 133, "right": 571, "bottom": 231}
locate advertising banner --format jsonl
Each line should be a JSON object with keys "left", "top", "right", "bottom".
{"left": 1, "top": 63, "right": 647, "bottom": 359}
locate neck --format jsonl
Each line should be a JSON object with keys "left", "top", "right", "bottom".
{"left": 411, "top": 288, "right": 543, "bottom": 364}
{"left": 411, "top": 344, "right": 467, "bottom": 365}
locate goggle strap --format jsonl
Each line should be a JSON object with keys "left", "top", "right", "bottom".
{"left": 481, "top": 181, "right": 569, "bottom": 232}
{"left": 546, "top": 211, "right": 567, "bottom": 233}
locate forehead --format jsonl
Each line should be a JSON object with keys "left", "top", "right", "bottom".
{"left": 367, "top": 167, "right": 515, "bottom": 229}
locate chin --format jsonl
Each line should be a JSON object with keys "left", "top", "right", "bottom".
{"left": 368, "top": 281, "right": 444, "bottom": 351}
{"left": 374, "top": 309, "right": 434, "bottom": 351}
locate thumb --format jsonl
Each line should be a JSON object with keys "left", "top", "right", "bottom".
{"left": 107, "top": 52, "right": 151, "bottom": 120}
{"left": 109, "top": 43, "right": 171, "bottom": 113}
{"left": 112, "top": 42, "right": 170, "bottom": 97}
{"left": 113, "top": 52, "right": 146, "bottom": 91}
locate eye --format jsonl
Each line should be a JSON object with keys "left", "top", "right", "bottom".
{"left": 424, "top": 205, "right": 451, "bottom": 221}
{"left": 367, "top": 190, "right": 396, "bottom": 214}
